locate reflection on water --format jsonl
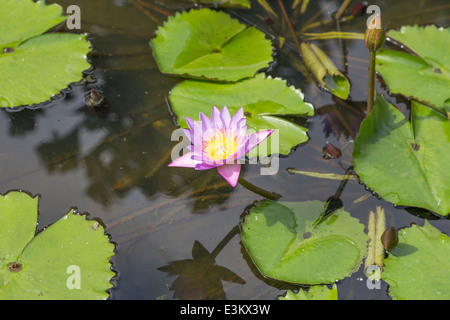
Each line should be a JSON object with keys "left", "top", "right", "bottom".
{"left": 0, "top": 0, "right": 448, "bottom": 300}
{"left": 158, "top": 227, "right": 245, "bottom": 300}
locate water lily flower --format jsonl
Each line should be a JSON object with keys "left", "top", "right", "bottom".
{"left": 169, "top": 106, "right": 273, "bottom": 187}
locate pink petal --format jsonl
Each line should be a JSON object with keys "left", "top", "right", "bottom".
{"left": 236, "top": 118, "right": 247, "bottom": 130}
{"left": 195, "top": 162, "right": 219, "bottom": 170}
{"left": 199, "top": 112, "right": 212, "bottom": 132}
{"left": 230, "top": 107, "right": 244, "bottom": 128}
{"left": 185, "top": 117, "right": 202, "bottom": 144}
{"left": 217, "top": 164, "right": 241, "bottom": 187}
{"left": 168, "top": 152, "right": 200, "bottom": 168}
{"left": 183, "top": 128, "right": 192, "bottom": 142}
{"left": 234, "top": 136, "right": 250, "bottom": 159}
{"left": 247, "top": 130, "right": 274, "bottom": 154}
{"left": 210, "top": 106, "right": 222, "bottom": 129}
{"left": 220, "top": 106, "right": 231, "bottom": 128}
{"left": 185, "top": 117, "right": 197, "bottom": 131}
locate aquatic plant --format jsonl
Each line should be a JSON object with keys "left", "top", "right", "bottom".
{"left": 169, "top": 106, "right": 273, "bottom": 187}
{"left": 0, "top": 191, "right": 115, "bottom": 299}
{"left": 376, "top": 25, "right": 450, "bottom": 114}
{"left": 0, "top": 0, "right": 91, "bottom": 108}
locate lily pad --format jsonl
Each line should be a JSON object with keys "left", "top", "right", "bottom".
{"left": 169, "top": 74, "right": 315, "bottom": 156}
{"left": 279, "top": 284, "right": 338, "bottom": 300}
{"left": 383, "top": 221, "right": 450, "bottom": 299}
{"left": 376, "top": 25, "right": 450, "bottom": 112}
{"left": 0, "top": 0, "right": 91, "bottom": 108}
{"left": 0, "top": 191, "right": 115, "bottom": 299}
{"left": 353, "top": 95, "right": 450, "bottom": 216}
{"left": 240, "top": 200, "right": 368, "bottom": 284}
{"left": 151, "top": 8, "right": 273, "bottom": 81}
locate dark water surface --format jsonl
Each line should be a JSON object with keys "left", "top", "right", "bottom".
{"left": 1, "top": 0, "right": 449, "bottom": 299}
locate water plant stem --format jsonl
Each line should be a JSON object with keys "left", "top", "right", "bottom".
{"left": 238, "top": 176, "right": 281, "bottom": 200}
{"left": 311, "top": 166, "right": 354, "bottom": 230}
{"left": 335, "top": 0, "right": 353, "bottom": 20}
{"left": 367, "top": 49, "right": 376, "bottom": 113}
{"left": 129, "top": 0, "right": 161, "bottom": 24}
{"left": 277, "top": 0, "right": 302, "bottom": 53}
{"left": 211, "top": 225, "right": 240, "bottom": 258}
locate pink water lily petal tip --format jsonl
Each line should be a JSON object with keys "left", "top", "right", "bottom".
{"left": 168, "top": 152, "right": 199, "bottom": 168}
{"left": 217, "top": 164, "right": 241, "bottom": 187}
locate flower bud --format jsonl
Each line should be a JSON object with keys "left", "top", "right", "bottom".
{"left": 365, "top": 13, "right": 385, "bottom": 51}
{"left": 380, "top": 226, "right": 399, "bottom": 252}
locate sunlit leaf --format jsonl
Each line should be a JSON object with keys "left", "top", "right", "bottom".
{"left": 383, "top": 221, "right": 450, "bottom": 299}
{"left": 0, "top": 0, "right": 66, "bottom": 49}
{"left": 353, "top": 95, "right": 450, "bottom": 216}
{"left": 376, "top": 25, "right": 450, "bottom": 112}
{"left": 279, "top": 284, "right": 338, "bottom": 300}
{"left": 0, "top": 191, "right": 115, "bottom": 300}
{"left": 0, "top": 0, "right": 91, "bottom": 108}
{"left": 151, "top": 8, "right": 273, "bottom": 81}
{"left": 240, "top": 200, "right": 368, "bottom": 284}
{"left": 169, "top": 74, "right": 315, "bottom": 156}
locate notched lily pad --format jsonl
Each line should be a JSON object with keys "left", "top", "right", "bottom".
{"left": 376, "top": 25, "right": 450, "bottom": 111}
{"left": 240, "top": 200, "right": 368, "bottom": 285}
{"left": 151, "top": 8, "right": 273, "bottom": 81}
{"left": 383, "top": 221, "right": 450, "bottom": 299}
{"left": 353, "top": 95, "right": 450, "bottom": 216}
{"left": 279, "top": 284, "right": 338, "bottom": 300}
{"left": 0, "top": 191, "right": 115, "bottom": 300}
{"left": 0, "top": 0, "right": 92, "bottom": 108}
{"left": 169, "top": 74, "right": 315, "bottom": 156}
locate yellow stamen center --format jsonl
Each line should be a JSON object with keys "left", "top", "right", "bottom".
{"left": 202, "top": 129, "right": 239, "bottom": 162}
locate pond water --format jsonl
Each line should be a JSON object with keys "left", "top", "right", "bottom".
{"left": 1, "top": 0, "right": 449, "bottom": 299}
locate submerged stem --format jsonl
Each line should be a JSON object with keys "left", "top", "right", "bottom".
{"left": 238, "top": 176, "right": 281, "bottom": 200}
{"left": 277, "top": 0, "right": 302, "bottom": 53}
{"left": 335, "top": 0, "right": 353, "bottom": 20}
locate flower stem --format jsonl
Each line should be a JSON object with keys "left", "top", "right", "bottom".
{"left": 238, "top": 176, "right": 281, "bottom": 200}
{"left": 367, "top": 49, "right": 376, "bottom": 114}
{"left": 211, "top": 225, "right": 240, "bottom": 258}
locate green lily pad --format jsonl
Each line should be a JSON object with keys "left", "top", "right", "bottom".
{"left": 376, "top": 25, "right": 450, "bottom": 111}
{"left": 240, "top": 200, "right": 368, "bottom": 285}
{"left": 169, "top": 74, "right": 315, "bottom": 156}
{"left": 151, "top": 8, "right": 273, "bottom": 81}
{"left": 0, "top": 191, "right": 115, "bottom": 300}
{"left": 383, "top": 221, "right": 450, "bottom": 299}
{"left": 279, "top": 284, "right": 338, "bottom": 300}
{"left": 0, "top": 0, "right": 91, "bottom": 108}
{"left": 353, "top": 95, "right": 450, "bottom": 216}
